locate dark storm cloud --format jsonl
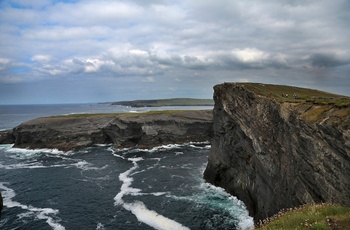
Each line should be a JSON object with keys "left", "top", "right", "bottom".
{"left": 308, "top": 53, "right": 350, "bottom": 69}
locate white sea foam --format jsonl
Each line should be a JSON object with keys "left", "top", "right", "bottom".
{"left": 201, "top": 183, "right": 254, "bottom": 230}
{"left": 111, "top": 152, "right": 125, "bottom": 160}
{"left": 72, "top": 160, "right": 108, "bottom": 171}
{"left": 94, "top": 144, "right": 113, "bottom": 147}
{"left": 169, "top": 182, "right": 254, "bottom": 230}
{"left": 0, "top": 144, "right": 14, "bottom": 151}
{"left": 0, "top": 182, "right": 66, "bottom": 230}
{"left": 96, "top": 222, "right": 106, "bottom": 230}
{"left": 0, "top": 161, "right": 72, "bottom": 170}
{"left": 0, "top": 162, "right": 46, "bottom": 170}
{"left": 123, "top": 201, "right": 190, "bottom": 230}
{"left": 139, "top": 142, "right": 211, "bottom": 153}
{"left": 114, "top": 157, "right": 142, "bottom": 205}
{"left": 5, "top": 147, "right": 64, "bottom": 155}
{"left": 114, "top": 157, "right": 190, "bottom": 230}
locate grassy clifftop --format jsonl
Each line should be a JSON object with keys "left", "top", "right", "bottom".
{"left": 237, "top": 82, "right": 350, "bottom": 107}
{"left": 236, "top": 83, "right": 350, "bottom": 127}
{"left": 257, "top": 203, "right": 350, "bottom": 229}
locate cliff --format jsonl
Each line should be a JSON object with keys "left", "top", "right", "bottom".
{"left": 0, "top": 110, "right": 213, "bottom": 151}
{"left": 204, "top": 83, "right": 350, "bottom": 223}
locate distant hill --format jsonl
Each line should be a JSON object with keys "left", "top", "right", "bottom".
{"left": 111, "top": 98, "right": 214, "bottom": 107}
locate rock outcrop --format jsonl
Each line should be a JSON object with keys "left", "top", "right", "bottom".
{"left": 1, "top": 110, "right": 213, "bottom": 151}
{"left": 204, "top": 83, "right": 350, "bottom": 222}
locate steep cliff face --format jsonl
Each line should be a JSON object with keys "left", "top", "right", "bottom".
{"left": 204, "top": 83, "right": 350, "bottom": 222}
{"left": 3, "top": 110, "right": 212, "bottom": 151}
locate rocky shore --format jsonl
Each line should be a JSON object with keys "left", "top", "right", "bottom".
{"left": 204, "top": 83, "right": 350, "bottom": 223}
{"left": 0, "top": 110, "right": 213, "bottom": 151}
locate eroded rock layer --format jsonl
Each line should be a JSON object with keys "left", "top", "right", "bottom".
{"left": 204, "top": 83, "right": 350, "bottom": 222}
{"left": 1, "top": 110, "right": 213, "bottom": 151}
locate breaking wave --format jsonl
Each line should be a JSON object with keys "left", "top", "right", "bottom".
{"left": 0, "top": 182, "right": 65, "bottom": 230}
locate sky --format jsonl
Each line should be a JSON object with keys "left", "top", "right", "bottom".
{"left": 0, "top": 0, "right": 349, "bottom": 104}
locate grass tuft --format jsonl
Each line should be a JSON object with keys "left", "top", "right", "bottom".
{"left": 257, "top": 203, "right": 350, "bottom": 230}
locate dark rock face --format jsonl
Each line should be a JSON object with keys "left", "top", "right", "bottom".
{"left": 2, "top": 110, "right": 213, "bottom": 151}
{"left": 204, "top": 83, "right": 350, "bottom": 222}
{"left": 0, "top": 130, "right": 15, "bottom": 144}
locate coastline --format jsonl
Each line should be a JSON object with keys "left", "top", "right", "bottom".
{"left": 0, "top": 110, "right": 213, "bottom": 151}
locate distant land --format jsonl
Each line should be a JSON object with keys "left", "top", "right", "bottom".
{"left": 110, "top": 98, "right": 214, "bottom": 107}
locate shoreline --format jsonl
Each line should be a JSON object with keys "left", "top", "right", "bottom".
{"left": 0, "top": 110, "right": 213, "bottom": 151}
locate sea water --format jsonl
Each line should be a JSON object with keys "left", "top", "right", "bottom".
{"left": 0, "top": 104, "right": 254, "bottom": 230}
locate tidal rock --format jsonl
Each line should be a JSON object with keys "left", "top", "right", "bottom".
{"left": 0, "top": 130, "right": 14, "bottom": 144}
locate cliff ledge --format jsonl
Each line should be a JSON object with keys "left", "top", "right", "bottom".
{"left": 204, "top": 82, "right": 350, "bottom": 222}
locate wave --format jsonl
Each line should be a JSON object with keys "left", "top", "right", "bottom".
{"left": 0, "top": 162, "right": 48, "bottom": 170}
{"left": 113, "top": 156, "right": 190, "bottom": 230}
{"left": 0, "top": 160, "right": 108, "bottom": 171}
{"left": 96, "top": 222, "right": 106, "bottom": 230}
{"left": 114, "top": 141, "right": 211, "bottom": 155}
{"left": 0, "top": 144, "right": 14, "bottom": 151}
{"left": 0, "top": 146, "right": 107, "bottom": 171}
{"left": 0, "top": 182, "right": 65, "bottom": 230}
{"left": 123, "top": 201, "right": 190, "bottom": 230}
{"left": 169, "top": 182, "right": 254, "bottom": 230}
{"left": 4, "top": 147, "right": 65, "bottom": 159}
{"left": 72, "top": 160, "right": 109, "bottom": 171}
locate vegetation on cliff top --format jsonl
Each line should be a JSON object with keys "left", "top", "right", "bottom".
{"left": 237, "top": 82, "right": 350, "bottom": 107}
{"left": 235, "top": 83, "right": 350, "bottom": 127}
{"left": 257, "top": 203, "right": 350, "bottom": 230}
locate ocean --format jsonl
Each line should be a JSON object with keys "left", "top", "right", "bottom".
{"left": 0, "top": 103, "right": 254, "bottom": 230}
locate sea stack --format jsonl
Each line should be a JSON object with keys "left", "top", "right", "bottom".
{"left": 204, "top": 82, "right": 350, "bottom": 222}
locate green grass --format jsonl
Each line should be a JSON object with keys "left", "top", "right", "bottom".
{"left": 257, "top": 204, "right": 350, "bottom": 230}
{"left": 233, "top": 83, "right": 350, "bottom": 127}
{"left": 237, "top": 83, "right": 350, "bottom": 107}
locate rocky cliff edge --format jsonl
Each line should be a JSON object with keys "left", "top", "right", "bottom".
{"left": 0, "top": 110, "right": 213, "bottom": 151}
{"left": 204, "top": 82, "right": 350, "bottom": 223}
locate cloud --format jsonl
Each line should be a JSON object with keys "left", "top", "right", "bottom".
{"left": 142, "top": 77, "right": 155, "bottom": 83}
{"left": 31, "top": 55, "right": 51, "bottom": 63}
{"left": 0, "top": 58, "right": 11, "bottom": 71}
{"left": 47, "top": 1, "right": 143, "bottom": 26}
{"left": 307, "top": 53, "right": 350, "bottom": 69}
{"left": 1, "top": 0, "right": 350, "bottom": 104}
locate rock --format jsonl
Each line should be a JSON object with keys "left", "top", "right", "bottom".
{"left": 204, "top": 83, "right": 350, "bottom": 223}
{"left": 3, "top": 110, "right": 213, "bottom": 151}
{"left": 0, "top": 130, "right": 15, "bottom": 144}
